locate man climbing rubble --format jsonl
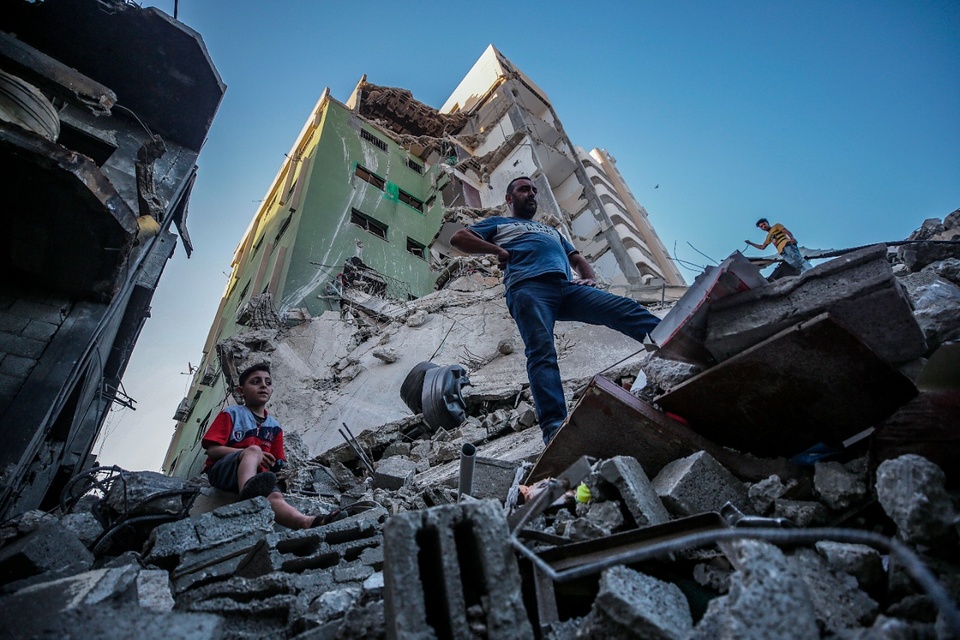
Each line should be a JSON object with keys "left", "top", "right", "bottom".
{"left": 450, "top": 176, "right": 661, "bottom": 445}
{"left": 746, "top": 217, "right": 813, "bottom": 273}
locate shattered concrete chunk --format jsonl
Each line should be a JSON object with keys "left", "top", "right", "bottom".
{"left": 688, "top": 540, "right": 818, "bottom": 640}
{"left": 0, "top": 522, "right": 94, "bottom": 589}
{"left": 814, "top": 461, "right": 867, "bottom": 511}
{"left": 747, "top": 474, "right": 791, "bottom": 515}
{"left": 104, "top": 470, "right": 198, "bottom": 517}
{"left": 582, "top": 565, "right": 693, "bottom": 640}
{"left": 814, "top": 541, "right": 885, "bottom": 593}
{"left": 515, "top": 401, "right": 537, "bottom": 428}
{"left": 899, "top": 270, "right": 960, "bottom": 345}
{"left": 136, "top": 569, "right": 176, "bottom": 612}
{"left": 309, "top": 586, "right": 360, "bottom": 621}
{"left": 693, "top": 559, "right": 733, "bottom": 594}
{"left": 876, "top": 454, "right": 957, "bottom": 544}
{"left": 405, "top": 309, "right": 429, "bottom": 327}
{"left": 374, "top": 456, "right": 417, "bottom": 490}
{"left": 639, "top": 355, "right": 702, "bottom": 397}
{"left": 836, "top": 614, "right": 936, "bottom": 640}
{"left": 651, "top": 451, "right": 751, "bottom": 517}
{"left": 599, "top": 456, "right": 670, "bottom": 527}
{"left": 0, "top": 566, "right": 191, "bottom": 639}
{"left": 567, "top": 501, "right": 624, "bottom": 541}
{"left": 773, "top": 499, "right": 827, "bottom": 527}
{"left": 58, "top": 511, "right": 104, "bottom": 548}
{"left": 790, "top": 547, "right": 879, "bottom": 633}
{"left": 372, "top": 346, "right": 399, "bottom": 363}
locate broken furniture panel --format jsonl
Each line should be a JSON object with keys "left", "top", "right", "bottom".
{"left": 869, "top": 392, "right": 960, "bottom": 488}
{"left": 659, "top": 313, "right": 918, "bottom": 458}
{"left": 528, "top": 375, "right": 799, "bottom": 484}
{"left": 650, "top": 251, "right": 767, "bottom": 365}
{"left": 705, "top": 244, "right": 928, "bottom": 365}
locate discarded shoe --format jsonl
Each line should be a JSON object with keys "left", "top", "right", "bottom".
{"left": 310, "top": 509, "right": 347, "bottom": 528}
{"left": 239, "top": 471, "right": 277, "bottom": 500}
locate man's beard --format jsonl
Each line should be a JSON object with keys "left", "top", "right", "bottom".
{"left": 514, "top": 199, "right": 537, "bottom": 219}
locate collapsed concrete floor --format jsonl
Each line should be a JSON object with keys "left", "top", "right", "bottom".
{"left": 1, "top": 211, "right": 960, "bottom": 639}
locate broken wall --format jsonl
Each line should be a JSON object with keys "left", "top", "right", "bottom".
{"left": 0, "top": 0, "right": 224, "bottom": 519}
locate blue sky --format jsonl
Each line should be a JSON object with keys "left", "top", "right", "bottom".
{"left": 96, "top": 1, "right": 959, "bottom": 470}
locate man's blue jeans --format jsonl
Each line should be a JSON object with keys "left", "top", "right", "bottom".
{"left": 781, "top": 243, "right": 813, "bottom": 273}
{"left": 505, "top": 274, "right": 661, "bottom": 445}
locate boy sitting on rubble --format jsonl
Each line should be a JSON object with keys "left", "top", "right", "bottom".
{"left": 201, "top": 363, "right": 342, "bottom": 529}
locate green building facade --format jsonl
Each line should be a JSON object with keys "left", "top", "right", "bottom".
{"left": 163, "top": 93, "right": 447, "bottom": 477}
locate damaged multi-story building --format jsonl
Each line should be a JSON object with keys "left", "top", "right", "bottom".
{"left": 163, "top": 45, "right": 684, "bottom": 478}
{"left": 0, "top": 0, "right": 224, "bottom": 519}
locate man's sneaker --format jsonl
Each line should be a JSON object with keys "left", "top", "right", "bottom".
{"left": 239, "top": 471, "right": 277, "bottom": 500}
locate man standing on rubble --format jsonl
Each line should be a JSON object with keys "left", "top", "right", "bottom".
{"left": 450, "top": 176, "right": 661, "bottom": 445}
{"left": 746, "top": 218, "right": 813, "bottom": 273}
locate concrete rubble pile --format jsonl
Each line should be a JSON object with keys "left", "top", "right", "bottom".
{"left": 1, "top": 213, "right": 959, "bottom": 639}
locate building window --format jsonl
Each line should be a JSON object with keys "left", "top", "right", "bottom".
{"left": 350, "top": 209, "right": 387, "bottom": 240}
{"left": 253, "top": 234, "right": 264, "bottom": 254}
{"left": 406, "top": 158, "right": 424, "bottom": 174}
{"left": 360, "top": 129, "right": 388, "bottom": 152}
{"left": 237, "top": 280, "right": 250, "bottom": 308}
{"left": 406, "top": 238, "right": 426, "bottom": 259}
{"left": 274, "top": 214, "right": 293, "bottom": 242}
{"left": 194, "top": 410, "right": 213, "bottom": 445}
{"left": 398, "top": 189, "right": 424, "bottom": 212}
{"left": 355, "top": 164, "right": 385, "bottom": 190}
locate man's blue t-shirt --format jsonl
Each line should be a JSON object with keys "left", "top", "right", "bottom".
{"left": 467, "top": 216, "right": 576, "bottom": 290}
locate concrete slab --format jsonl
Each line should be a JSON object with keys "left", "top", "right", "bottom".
{"left": 529, "top": 375, "right": 800, "bottom": 484}
{"left": 705, "top": 245, "right": 927, "bottom": 365}
{"left": 658, "top": 314, "right": 918, "bottom": 458}
{"left": 651, "top": 251, "right": 767, "bottom": 365}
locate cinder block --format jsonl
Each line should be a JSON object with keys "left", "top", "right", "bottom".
{"left": 651, "top": 451, "right": 750, "bottom": 516}
{"left": 585, "top": 565, "right": 693, "bottom": 638}
{"left": 235, "top": 506, "right": 388, "bottom": 579}
{"left": 705, "top": 245, "right": 927, "bottom": 365}
{"left": 143, "top": 496, "right": 274, "bottom": 569}
{"left": 599, "top": 456, "right": 670, "bottom": 527}
{"left": 382, "top": 500, "right": 533, "bottom": 640}
{"left": 374, "top": 456, "right": 417, "bottom": 490}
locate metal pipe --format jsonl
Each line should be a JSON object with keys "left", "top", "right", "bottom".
{"left": 457, "top": 443, "right": 476, "bottom": 502}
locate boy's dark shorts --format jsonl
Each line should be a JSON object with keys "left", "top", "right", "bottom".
{"left": 206, "top": 451, "right": 279, "bottom": 494}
